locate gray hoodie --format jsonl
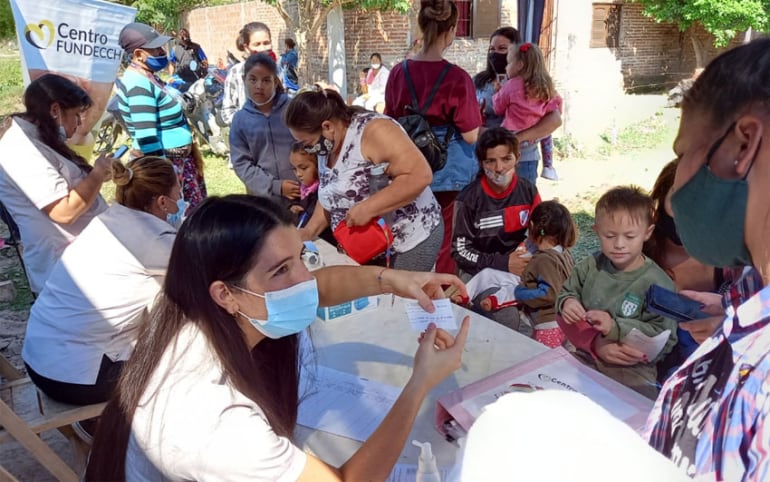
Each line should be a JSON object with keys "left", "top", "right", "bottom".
{"left": 228, "top": 92, "right": 296, "bottom": 201}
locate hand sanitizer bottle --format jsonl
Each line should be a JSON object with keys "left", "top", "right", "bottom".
{"left": 412, "top": 440, "right": 441, "bottom": 482}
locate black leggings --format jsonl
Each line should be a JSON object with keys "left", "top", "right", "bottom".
{"left": 25, "top": 355, "right": 124, "bottom": 405}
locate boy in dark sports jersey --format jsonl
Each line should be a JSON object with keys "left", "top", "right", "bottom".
{"left": 451, "top": 127, "right": 540, "bottom": 279}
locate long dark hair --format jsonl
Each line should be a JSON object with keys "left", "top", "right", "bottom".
{"left": 284, "top": 87, "right": 365, "bottom": 134}
{"left": 11, "top": 74, "right": 93, "bottom": 173}
{"left": 644, "top": 159, "right": 678, "bottom": 265}
{"left": 243, "top": 52, "right": 285, "bottom": 95}
{"left": 474, "top": 27, "right": 520, "bottom": 90}
{"left": 85, "top": 195, "right": 300, "bottom": 481}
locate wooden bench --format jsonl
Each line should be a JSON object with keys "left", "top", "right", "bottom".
{"left": 0, "top": 358, "right": 105, "bottom": 481}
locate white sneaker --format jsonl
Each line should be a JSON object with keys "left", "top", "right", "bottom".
{"left": 541, "top": 166, "right": 559, "bottom": 181}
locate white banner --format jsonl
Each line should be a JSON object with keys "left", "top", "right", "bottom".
{"left": 10, "top": 0, "right": 136, "bottom": 136}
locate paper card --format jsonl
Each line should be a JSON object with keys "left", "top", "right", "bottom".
{"left": 404, "top": 298, "right": 458, "bottom": 331}
{"left": 621, "top": 328, "right": 671, "bottom": 361}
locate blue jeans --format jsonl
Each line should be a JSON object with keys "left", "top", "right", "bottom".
{"left": 517, "top": 142, "right": 539, "bottom": 186}
{"left": 516, "top": 160, "right": 538, "bottom": 186}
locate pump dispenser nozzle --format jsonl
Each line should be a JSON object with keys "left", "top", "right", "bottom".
{"left": 412, "top": 440, "right": 441, "bottom": 482}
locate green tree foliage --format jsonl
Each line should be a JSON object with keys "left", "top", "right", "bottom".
{"left": 634, "top": 0, "right": 769, "bottom": 46}
{"left": 114, "top": 0, "right": 231, "bottom": 32}
{"left": 633, "top": 0, "right": 770, "bottom": 67}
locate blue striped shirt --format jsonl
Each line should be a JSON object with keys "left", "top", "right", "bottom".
{"left": 116, "top": 69, "right": 192, "bottom": 155}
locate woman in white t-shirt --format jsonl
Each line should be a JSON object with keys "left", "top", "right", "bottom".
{"left": 22, "top": 156, "right": 181, "bottom": 406}
{"left": 85, "top": 194, "right": 470, "bottom": 482}
{"left": 0, "top": 74, "right": 112, "bottom": 293}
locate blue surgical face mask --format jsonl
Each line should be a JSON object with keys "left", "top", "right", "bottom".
{"left": 166, "top": 197, "right": 189, "bottom": 228}
{"left": 145, "top": 54, "right": 169, "bottom": 72}
{"left": 235, "top": 278, "right": 319, "bottom": 339}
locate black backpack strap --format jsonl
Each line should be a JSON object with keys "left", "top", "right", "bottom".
{"left": 420, "top": 62, "right": 452, "bottom": 115}
{"left": 401, "top": 60, "right": 453, "bottom": 115}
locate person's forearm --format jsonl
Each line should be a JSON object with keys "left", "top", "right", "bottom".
{"left": 517, "top": 110, "right": 561, "bottom": 142}
{"left": 315, "top": 265, "right": 385, "bottom": 306}
{"left": 365, "top": 173, "right": 430, "bottom": 218}
{"left": 340, "top": 379, "right": 425, "bottom": 481}
{"left": 303, "top": 201, "right": 329, "bottom": 238}
{"left": 46, "top": 167, "right": 107, "bottom": 223}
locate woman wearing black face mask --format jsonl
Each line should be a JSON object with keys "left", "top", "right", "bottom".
{"left": 117, "top": 22, "right": 207, "bottom": 212}
{"left": 474, "top": 27, "right": 520, "bottom": 129}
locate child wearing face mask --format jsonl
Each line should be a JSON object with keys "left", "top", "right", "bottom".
{"left": 222, "top": 22, "right": 275, "bottom": 126}
{"left": 452, "top": 128, "right": 541, "bottom": 283}
{"left": 492, "top": 43, "right": 562, "bottom": 183}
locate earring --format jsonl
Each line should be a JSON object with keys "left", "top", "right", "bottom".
{"left": 734, "top": 159, "right": 739, "bottom": 166}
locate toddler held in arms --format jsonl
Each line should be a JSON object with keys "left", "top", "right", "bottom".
{"left": 556, "top": 186, "right": 677, "bottom": 399}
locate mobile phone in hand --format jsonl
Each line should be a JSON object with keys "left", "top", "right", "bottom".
{"left": 644, "top": 284, "right": 712, "bottom": 323}
{"left": 111, "top": 145, "right": 129, "bottom": 159}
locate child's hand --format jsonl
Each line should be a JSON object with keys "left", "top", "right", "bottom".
{"left": 289, "top": 205, "right": 304, "bottom": 215}
{"left": 593, "top": 337, "right": 647, "bottom": 366}
{"left": 281, "top": 180, "right": 301, "bottom": 199}
{"left": 561, "top": 298, "right": 586, "bottom": 324}
{"left": 585, "top": 310, "right": 613, "bottom": 336}
{"left": 507, "top": 247, "right": 531, "bottom": 276}
{"left": 479, "top": 297, "right": 494, "bottom": 312}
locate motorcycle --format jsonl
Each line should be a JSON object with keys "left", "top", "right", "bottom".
{"left": 94, "top": 67, "right": 230, "bottom": 157}
{"left": 168, "top": 67, "right": 229, "bottom": 156}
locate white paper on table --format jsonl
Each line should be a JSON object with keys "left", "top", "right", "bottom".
{"left": 404, "top": 298, "right": 458, "bottom": 331}
{"left": 621, "top": 328, "right": 671, "bottom": 361}
{"left": 387, "top": 464, "right": 450, "bottom": 482}
{"left": 298, "top": 365, "right": 401, "bottom": 442}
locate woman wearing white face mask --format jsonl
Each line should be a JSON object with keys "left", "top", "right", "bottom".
{"left": 352, "top": 53, "right": 390, "bottom": 112}
{"left": 22, "top": 156, "right": 179, "bottom": 407}
{"left": 0, "top": 74, "right": 111, "bottom": 294}
{"left": 452, "top": 127, "right": 541, "bottom": 279}
{"left": 85, "top": 194, "right": 470, "bottom": 481}
{"left": 117, "top": 22, "right": 207, "bottom": 212}
{"left": 229, "top": 53, "right": 299, "bottom": 206}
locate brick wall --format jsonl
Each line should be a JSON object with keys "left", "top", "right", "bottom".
{"left": 184, "top": 0, "right": 520, "bottom": 97}
{"left": 617, "top": 3, "right": 742, "bottom": 90}
{"left": 182, "top": 2, "right": 292, "bottom": 67}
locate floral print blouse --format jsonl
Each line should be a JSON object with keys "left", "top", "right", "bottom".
{"left": 317, "top": 112, "right": 442, "bottom": 253}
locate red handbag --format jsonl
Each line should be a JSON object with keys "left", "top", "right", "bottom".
{"left": 333, "top": 217, "right": 393, "bottom": 265}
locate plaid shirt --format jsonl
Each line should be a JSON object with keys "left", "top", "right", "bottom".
{"left": 222, "top": 61, "right": 246, "bottom": 125}
{"left": 645, "top": 277, "right": 770, "bottom": 481}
